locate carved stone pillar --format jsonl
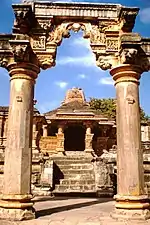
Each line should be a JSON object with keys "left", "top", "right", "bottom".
{"left": 84, "top": 123, "right": 94, "bottom": 154}
{"left": 43, "top": 124, "right": 48, "bottom": 137}
{"left": 0, "top": 63, "right": 40, "bottom": 220}
{"left": 56, "top": 125, "right": 64, "bottom": 154}
{"left": 110, "top": 65, "right": 150, "bottom": 220}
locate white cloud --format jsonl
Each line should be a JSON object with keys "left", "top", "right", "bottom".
{"left": 55, "top": 81, "right": 68, "bottom": 89}
{"left": 99, "top": 77, "right": 114, "bottom": 85}
{"left": 139, "top": 8, "right": 150, "bottom": 24}
{"left": 57, "top": 53, "right": 97, "bottom": 68}
{"left": 72, "top": 37, "right": 91, "bottom": 50}
{"left": 77, "top": 73, "right": 88, "bottom": 79}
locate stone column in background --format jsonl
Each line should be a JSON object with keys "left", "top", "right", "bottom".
{"left": 0, "top": 63, "right": 40, "bottom": 220}
{"left": 43, "top": 124, "right": 48, "bottom": 137}
{"left": 56, "top": 124, "right": 65, "bottom": 154}
{"left": 84, "top": 122, "right": 94, "bottom": 154}
{"left": 110, "top": 64, "right": 150, "bottom": 220}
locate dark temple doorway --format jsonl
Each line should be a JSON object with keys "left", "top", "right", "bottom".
{"left": 64, "top": 125, "right": 85, "bottom": 151}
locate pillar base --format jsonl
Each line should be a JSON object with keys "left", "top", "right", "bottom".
{"left": 112, "top": 208, "right": 150, "bottom": 220}
{"left": 112, "top": 194, "right": 150, "bottom": 220}
{"left": 0, "top": 194, "right": 35, "bottom": 221}
{"left": 0, "top": 206, "right": 35, "bottom": 221}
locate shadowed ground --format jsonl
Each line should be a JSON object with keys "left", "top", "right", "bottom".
{"left": 1, "top": 197, "right": 150, "bottom": 225}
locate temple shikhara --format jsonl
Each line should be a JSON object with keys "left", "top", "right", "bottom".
{"left": 1, "top": 0, "right": 150, "bottom": 221}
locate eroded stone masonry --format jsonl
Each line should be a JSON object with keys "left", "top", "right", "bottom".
{"left": 0, "top": 0, "right": 150, "bottom": 221}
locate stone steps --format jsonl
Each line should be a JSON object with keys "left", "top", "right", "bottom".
{"left": 54, "top": 164, "right": 94, "bottom": 170}
{"left": 54, "top": 184, "right": 96, "bottom": 193}
{"left": 51, "top": 157, "right": 93, "bottom": 165}
{"left": 62, "top": 169, "right": 94, "bottom": 174}
{"left": 60, "top": 178, "right": 95, "bottom": 185}
{"left": 63, "top": 173, "right": 95, "bottom": 179}
{"left": 52, "top": 155, "right": 95, "bottom": 193}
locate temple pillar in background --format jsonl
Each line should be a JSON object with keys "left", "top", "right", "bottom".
{"left": 43, "top": 124, "right": 48, "bottom": 137}
{"left": 56, "top": 124, "right": 65, "bottom": 154}
{"left": 84, "top": 122, "right": 94, "bottom": 154}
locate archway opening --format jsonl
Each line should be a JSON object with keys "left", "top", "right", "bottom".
{"left": 64, "top": 124, "right": 85, "bottom": 151}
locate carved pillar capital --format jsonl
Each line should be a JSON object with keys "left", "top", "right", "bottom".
{"left": 0, "top": 35, "right": 40, "bottom": 75}
{"left": 110, "top": 64, "right": 142, "bottom": 85}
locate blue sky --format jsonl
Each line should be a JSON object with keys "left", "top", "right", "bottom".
{"left": 0, "top": 0, "right": 150, "bottom": 114}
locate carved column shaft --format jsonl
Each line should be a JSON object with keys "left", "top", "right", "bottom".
{"left": 56, "top": 125, "right": 64, "bottom": 153}
{"left": 110, "top": 65, "right": 150, "bottom": 219}
{"left": 43, "top": 125, "right": 48, "bottom": 137}
{"left": 85, "top": 124, "right": 94, "bottom": 154}
{"left": 0, "top": 63, "right": 40, "bottom": 220}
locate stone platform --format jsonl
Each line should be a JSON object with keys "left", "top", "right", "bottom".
{"left": 1, "top": 197, "right": 150, "bottom": 225}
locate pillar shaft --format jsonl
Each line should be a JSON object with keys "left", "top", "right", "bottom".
{"left": 43, "top": 125, "right": 48, "bottom": 137}
{"left": 85, "top": 125, "right": 94, "bottom": 154}
{"left": 0, "top": 63, "right": 39, "bottom": 220}
{"left": 110, "top": 64, "right": 150, "bottom": 220}
{"left": 56, "top": 125, "right": 64, "bottom": 153}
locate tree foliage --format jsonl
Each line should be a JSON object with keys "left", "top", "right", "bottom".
{"left": 89, "top": 97, "right": 149, "bottom": 122}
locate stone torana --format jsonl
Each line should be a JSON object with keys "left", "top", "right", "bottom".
{"left": 0, "top": 0, "right": 150, "bottom": 221}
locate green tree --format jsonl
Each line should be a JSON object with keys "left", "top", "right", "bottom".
{"left": 89, "top": 97, "right": 149, "bottom": 121}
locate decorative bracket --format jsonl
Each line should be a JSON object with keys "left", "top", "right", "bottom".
{"left": 12, "top": 4, "right": 37, "bottom": 34}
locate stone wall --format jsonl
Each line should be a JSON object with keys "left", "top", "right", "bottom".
{"left": 39, "top": 136, "right": 57, "bottom": 154}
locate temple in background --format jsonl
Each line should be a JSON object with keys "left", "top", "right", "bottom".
{"left": 0, "top": 87, "right": 150, "bottom": 196}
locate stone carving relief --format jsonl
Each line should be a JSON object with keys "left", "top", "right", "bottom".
{"left": 32, "top": 36, "right": 46, "bottom": 50}
{"left": 0, "top": 56, "right": 9, "bottom": 68}
{"left": 11, "top": 43, "right": 30, "bottom": 62}
{"left": 94, "top": 159, "right": 109, "bottom": 187}
{"left": 38, "top": 19, "right": 52, "bottom": 31}
{"left": 89, "top": 25, "right": 106, "bottom": 45}
{"left": 96, "top": 56, "right": 112, "bottom": 70}
{"left": 120, "top": 48, "right": 138, "bottom": 64}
